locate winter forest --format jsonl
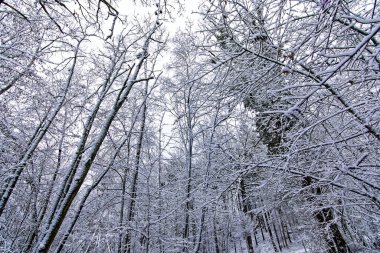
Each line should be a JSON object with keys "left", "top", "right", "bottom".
{"left": 1, "top": 0, "right": 380, "bottom": 252}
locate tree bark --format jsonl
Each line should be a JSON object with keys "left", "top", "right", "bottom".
{"left": 0, "top": 39, "right": 82, "bottom": 217}
{"left": 32, "top": 27, "right": 156, "bottom": 252}
{"left": 123, "top": 80, "right": 149, "bottom": 253}
{"left": 303, "top": 176, "right": 350, "bottom": 253}
{"left": 240, "top": 179, "right": 254, "bottom": 253}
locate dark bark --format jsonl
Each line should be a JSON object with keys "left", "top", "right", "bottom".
{"left": 315, "top": 208, "right": 350, "bottom": 253}
{"left": 0, "top": 40, "right": 82, "bottom": 217}
{"left": 32, "top": 32, "right": 154, "bottom": 251}
{"left": 123, "top": 81, "right": 148, "bottom": 253}
{"left": 213, "top": 218, "right": 220, "bottom": 253}
{"left": 240, "top": 179, "right": 254, "bottom": 253}
{"left": 272, "top": 220, "right": 282, "bottom": 251}
{"left": 264, "top": 212, "right": 279, "bottom": 253}
{"left": 303, "top": 177, "right": 350, "bottom": 253}
{"left": 54, "top": 134, "right": 129, "bottom": 253}
{"left": 183, "top": 85, "right": 195, "bottom": 252}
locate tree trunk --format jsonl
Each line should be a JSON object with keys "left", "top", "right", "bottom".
{"left": 0, "top": 40, "right": 82, "bottom": 217}
{"left": 303, "top": 176, "right": 350, "bottom": 253}
{"left": 118, "top": 141, "right": 131, "bottom": 253}
{"left": 23, "top": 117, "right": 67, "bottom": 253}
{"left": 240, "top": 179, "right": 254, "bottom": 253}
{"left": 32, "top": 30, "right": 155, "bottom": 252}
{"left": 183, "top": 85, "right": 194, "bottom": 252}
{"left": 123, "top": 80, "right": 149, "bottom": 253}
{"left": 54, "top": 135, "right": 129, "bottom": 253}
{"left": 264, "top": 212, "right": 279, "bottom": 253}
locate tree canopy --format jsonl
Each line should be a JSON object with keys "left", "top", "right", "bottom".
{"left": 1, "top": 0, "right": 379, "bottom": 252}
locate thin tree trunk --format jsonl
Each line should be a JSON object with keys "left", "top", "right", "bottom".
{"left": 260, "top": 217, "right": 265, "bottom": 241}
{"left": 264, "top": 212, "right": 279, "bottom": 253}
{"left": 54, "top": 135, "right": 130, "bottom": 253}
{"left": 272, "top": 218, "right": 282, "bottom": 252}
{"left": 23, "top": 113, "right": 67, "bottom": 253}
{"left": 0, "top": 39, "right": 82, "bottom": 217}
{"left": 42, "top": 61, "right": 121, "bottom": 237}
{"left": 117, "top": 102, "right": 146, "bottom": 253}
{"left": 21, "top": 173, "right": 39, "bottom": 253}
{"left": 240, "top": 179, "right": 254, "bottom": 253}
{"left": 123, "top": 80, "right": 149, "bottom": 253}
{"left": 117, "top": 141, "right": 131, "bottom": 253}
{"left": 280, "top": 219, "right": 289, "bottom": 248}
{"left": 32, "top": 28, "right": 156, "bottom": 252}
{"left": 191, "top": 207, "right": 206, "bottom": 253}
{"left": 213, "top": 217, "right": 220, "bottom": 253}
{"left": 158, "top": 113, "right": 165, "bottom": 253}
{"left": 183, "top": 85, "right": 194, "bottom": 252}
{"left": 303, "top": 176, "right": 350, "bottom": 253}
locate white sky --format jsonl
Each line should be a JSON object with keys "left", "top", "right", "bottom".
{"left": 80, "top": 0, "right": 204, "bottom": 149}
{"left": 123, "top": 0, "right": 203, "bottom": 33}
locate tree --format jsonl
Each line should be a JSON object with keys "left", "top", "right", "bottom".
{"left": 197, "top": 0, "right": 380, "bottom": 251}
{"left": 1, "top": 0, "right": 379, "bottom": 252}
